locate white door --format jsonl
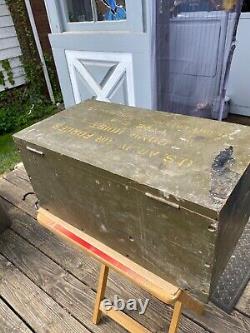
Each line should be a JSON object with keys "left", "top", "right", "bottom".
{"left": 44, "top": 0, "right": 153, "bottom": 109}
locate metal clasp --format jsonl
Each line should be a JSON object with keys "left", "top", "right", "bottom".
{"left": 26, "top": 146, "right": 44, "bottom": 156}
{"left": 145, "top": 192, "right": 180, "bottom": 209}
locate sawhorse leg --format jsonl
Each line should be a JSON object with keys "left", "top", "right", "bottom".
{"left": 93, "top": 263, "right": 109, "bottom": 324}
{"left": 92, "top": 263, "right": 184, "bottom": 333}
{"left": 168, "top": 301, "right": 183, "bottom": 333}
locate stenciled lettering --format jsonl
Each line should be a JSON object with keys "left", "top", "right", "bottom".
{"left": 52, "top": 124, "right": 95, "bottom": 140}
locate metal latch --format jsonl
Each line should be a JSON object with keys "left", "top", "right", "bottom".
{"left": 26, "top": 146, "right": 44, "bottom": 156}
{"left": 145, "top": 192, "right": 180, "bottom": 209}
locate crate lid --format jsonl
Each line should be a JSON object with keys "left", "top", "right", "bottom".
{"left": 14, "top": 100, "right": 250, "bottom": 218}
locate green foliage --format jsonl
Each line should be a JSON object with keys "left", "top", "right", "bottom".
{"left": 0, "top": 1, "right": 62, "bottom": 175}
{"left": 0, "top": 71, "right": 5, "bottom": 87}
{"left": 0, "top": 98, "right": 58, "bottom": 135}
{"left": 6, "top": 0, "right": 44, "bottom": 96}
{"left": 1, "top": 59, "right": 15, "bottom": 86}
{"left": 4, "top": 0, "right": 62, "bottom": 103}
{"left": 0, "top": 134, "right": 20, "bottom": 175}
{"left": 0, "top": 0, "right": 62, "bottom": 137}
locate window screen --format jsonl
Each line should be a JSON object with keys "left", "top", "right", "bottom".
{"left": 65, "top": 0, "right": 126, "bottom": 22}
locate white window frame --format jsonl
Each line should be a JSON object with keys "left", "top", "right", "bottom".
{"left": 51, "top": 0, "right": 144, "bottom": 33}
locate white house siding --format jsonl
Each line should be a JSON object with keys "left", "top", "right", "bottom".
{"left": 0, "top": 0, "right": 25, "bottom": 92}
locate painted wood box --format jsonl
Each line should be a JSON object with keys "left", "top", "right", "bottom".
{"left": 13, "top": 101, "right": 250, "bottom": 302}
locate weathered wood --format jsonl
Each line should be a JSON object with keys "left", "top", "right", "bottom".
{"left": 236, "top": 283, "right": 250, "bottom": 317}
{"left": 0, "top": 199, "right": 11, "bottom": 233}
{"left": 0, "top": 178, "right": 36, "bottom": 217}
{"left": 185, "top": 303, "right": 250, "bottom": 333}
{"left": 0, "top": 213, "right": 205, "bottom": 333}
{"left": 93, "top": 264, "right": 110, "bottom": 325}
{"left": 14, "top": 100, "right": 250, "bottom": 302}
{"left": 37, "top": 208, "right": 183, "bottom": 305}
{"left": 1, "top": 167, "right": 250, "bottom": 331}
{"left": 169, "top": 301, "right": 183, "bottom": 333}
{"left": 3, "top": 166, "right": 33, "bottom": 192}
{"left": 9, "top": 164, "right": 30, "bottom": 182}
{"left": 100, "top": 300, "right": 152, "bottom": 333}
{"left": 0, "top": 297, "right": 32, "bottom": 333}
{"left": 0, "top": 229, "right": 136, "bottom": 333}
{"left": 6, "top": 201, "right": 250, "bottom": 333}
{"left": 0, "top": 253, "right": 90, "bottom": 333}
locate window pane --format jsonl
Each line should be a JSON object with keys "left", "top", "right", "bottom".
{"left": 242, "top": 0, "right": 250, "bottom": 12}
{"left": 65, "top": 0, "right": 127, "bottom": 23}
{"left": 170, "top": 0, "right": 236, "bottom": 15}
{"left": 66, "top": 0, "right": 93, "bottom": 22}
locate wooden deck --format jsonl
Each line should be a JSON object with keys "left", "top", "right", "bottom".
{"left": 0, "top": 164, "right": 249, "bottom": 333}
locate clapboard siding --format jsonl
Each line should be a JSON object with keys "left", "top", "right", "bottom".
{"left": 0, "top": 4, "right": 9, "bottom": 16}
{"left": 6, "top": 56, "right": 23, "bottom": 68}
{"left": 3, "top": 75, "right": 25, "bottom": 90}
{"left": 0, "top": 64, "right": 25, "bottom": 78}
{"left": 0, "top": 46, "right": 22, "bottom": 61}
{"left": 0, "top": 0, "right": 25, "bottom": 92}
{"left": 0, "top": 15, "right": 13, "bottom": 28}
{"left": 0, "top": 36, "right": 19, "bottom": 49}
{"left": 0, "top": 26, "right": 16, "bottom": 39}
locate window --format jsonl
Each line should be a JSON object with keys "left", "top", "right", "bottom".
{"left": 170, "top": 0, "right": 238, "bottom": 16}
{"left": 55, "top": 0, "right": 143, "bottom": 33}
{"left": 65, "top": 0, "right": 127, "bottom": 23}
{"left": 242, "top": 0, "right": 250, "bottom": 12}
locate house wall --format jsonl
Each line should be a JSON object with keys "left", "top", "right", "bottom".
{"left": 228, "top": 13, "right": 250, "bottom": 116}
{"left": 0, "top": 0, "right": 25, "bottom": 92}
{"left": 30, "top": 0, "right": 51, "bottom": 54}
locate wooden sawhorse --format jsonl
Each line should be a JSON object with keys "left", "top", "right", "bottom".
{"left": 37, "top": 208, "right": 204, "bottom": 333}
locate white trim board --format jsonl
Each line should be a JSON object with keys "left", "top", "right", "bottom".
{"left": 66, "top": 50, "right": 135, "bottom": 106}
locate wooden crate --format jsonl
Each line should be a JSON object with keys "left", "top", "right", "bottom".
{"left": 14, "top": 100, "right": 250, "bottom": 302}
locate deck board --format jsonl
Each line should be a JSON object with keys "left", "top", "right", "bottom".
{"left": 236, "top": 283, "right": 250, "bottom": 316}
{"left": 0, "top": 177, "right": 36, "bottom": 217}
{"left": 0, "top": 297, "right": 33, "bottom": 333}
{"left": 0, "top": 205, "right": 207, "bottom": 333}
{"left": 0, "top": 164, "right": 249, "bottom": 333}
{"left": 0, "top": 254, "right": 90, "bottom": 333}
{"left": 3, "top": 167, "right": 33, "bottom": 193}
{"left": 7, "top": 203, "right": 250, "bottom": 333}
{"left": 0, "top": 228, "right": 127, "bottom": 333}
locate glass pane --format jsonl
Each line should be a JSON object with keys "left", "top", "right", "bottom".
{"left": 66, "top": 0, "right": 93, "bottom": 22}
{"left": 242, "top": 0, "right": 250, "bottom": 12}
{"left": 65, "top": 0, "right": 127, "bottom": 23}
{"left": 170, "top": 0, "right": 237, "bottom": 15}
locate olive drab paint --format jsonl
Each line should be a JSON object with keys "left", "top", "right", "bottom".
{"left": 13, "top": 100, "right": 250, "bottom": 302}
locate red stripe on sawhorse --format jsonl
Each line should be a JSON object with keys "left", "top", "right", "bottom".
{"left": 54, "top": 223, "right": 146, "bottom": 284}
